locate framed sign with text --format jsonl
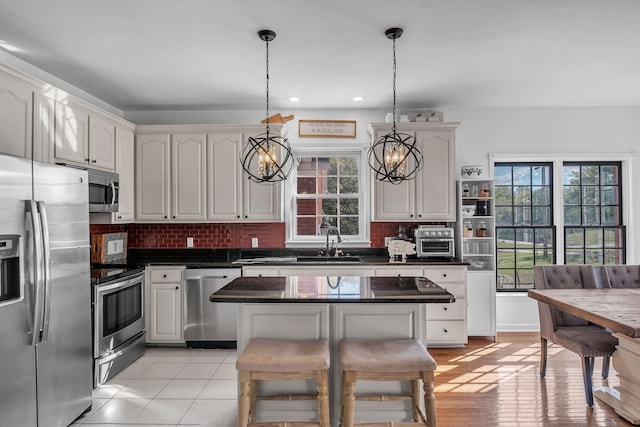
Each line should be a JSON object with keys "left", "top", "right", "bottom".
{"left": 298, "top": 120, "right": 357, "bottom": 138}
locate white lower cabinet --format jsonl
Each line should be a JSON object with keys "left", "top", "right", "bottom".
{"left": 146, "top": 266, "right": 185, "bottom": 343}
{"left": 422, "top": 266, "right": 468, "bottom": 347}
{"left": 466, "top": 271, "right": 496, "bottom": 338}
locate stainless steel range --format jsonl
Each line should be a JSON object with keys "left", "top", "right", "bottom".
{"left": 91, "top": 267, "right": 146, "bottom": 387}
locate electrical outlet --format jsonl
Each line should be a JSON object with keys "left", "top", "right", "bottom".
{"left": 251, "top": 237, "right": 259, "bottom": 248}
{"left": 186, "top": 237, "right": 194, "bottom": 248}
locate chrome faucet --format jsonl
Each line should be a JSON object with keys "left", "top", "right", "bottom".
{"left": 325, "top": 226, "right": 342, "bottom": 256}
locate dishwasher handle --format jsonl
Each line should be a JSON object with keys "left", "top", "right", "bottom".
{"left": 184, "top": 275, "right": 230, "bottom": 281}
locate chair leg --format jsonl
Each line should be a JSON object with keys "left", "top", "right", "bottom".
{"left": 238, "top": 370, "right": 251, "bottom": 427}
{"left": 341, "top": 371, "right": 356, "bottom": 427}
{"left": 540, "top": 337, "right": 548, "bottom": 377}
{"left": 581, "top": 356, "right": 594, "bottom": 406}
{"left": 316, "top": 370, "right": 331, "bottom": 427}
{"left": 423, "top": 370, "right": 437, "bottom": 427}
{"left": 602, "top": 355, "right": 611, "bottom": 379}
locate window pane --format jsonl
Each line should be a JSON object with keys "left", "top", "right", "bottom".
{"left": 601, "top": 206, "right": 618, "bottom": 225}
{"left": 495, "top": 186, "right": 512, "bottom": 205}
{"left": 513, "top": 167, "right": 531, "bottom": 185}
{"left": 585, "top": 229, "right": 603, "bottom": 248}
{"left": 340, "top": 177, "right": 358, "bottom": 194}
{"left": 495, "top": 207, "right": 513, "bottom": 226}
{"left": 297, "top": 217, "right": 317, "bottom": 236}
{"left": 532, "top": 166, "right": 551, "bottom": 185}
{"left": 563, "top": 166, "right": 580, "bottom": 185}
{"left": 532, "top": 186, "right": 550, "bottom": 205}
{"left": 297, "top": 158, "right": 317, "bottom": 176}
{"left": 514, "top": 206, "right": 531, "bottom": 225}
{"left": 298, "top": 177, "right": 316, "bottom": 194}
{"left": 340, "top": 217, "right": 359, "bottom": 236}
{"left": 566, "top": 228, "right": 584, "bottom": 248}
{"left": 585, "top": 249, "right": 603, "bottom": 265}
{"left": 581, "top": 165, "right": 599, "bottom": 185}
{"left": 601, "top": 165, "right": 618, "bottom": 185}
{"left": 340, "top": 157, "right": 358, "bottom": 175}
{"left": 582, "top": 186, "right": 599, "bottom": 205}
{"left": 297, "top": 198, "right": 317, "bottom": 215}
{"left": 582, "top": 206, "right": 599, "bottom": 225}
{"left": 601, "top": 186, "right": 618, "bottom": 205}
{"left": 496, "top": 228, "right": 515, "bottom": 244}
{"left": 563, "top": 186, "right": 580, "bottom": 205}
{"left": 532, "top": 207, "right": 550, "bottom": 225}
{"left": 326, "top": 177, "right": 337, "bottom": 194}
{"left": 566, "top": 250, "right": 584, "bottom": 264}
{"left": 564, "top": 206, "right": 581, "bottom": 225}
{"left": 340, "top": 198, "right": 359, "bottom": 215}
{"left": 514, "top": 186, "right": 531, "bottom": 205}
{"left": 604, "top": 228, "right": 623, "bottom": 248}
{"left": 322, "top": 199, "right": 337, "bottom": 216}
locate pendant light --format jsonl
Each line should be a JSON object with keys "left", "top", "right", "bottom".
{"left": 241, "top": 29, "right": 293, "bottom": 183}
{"left": 368, "top": 28, "right": 422, "bottom": 184}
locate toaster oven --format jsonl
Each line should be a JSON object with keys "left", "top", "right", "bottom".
{"left": 415, "top": 226, "right": 455, "bottom": 258}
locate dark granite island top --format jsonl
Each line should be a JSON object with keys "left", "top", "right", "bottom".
{"left": 209, "top": 275, "right": 455, "bottom": 304}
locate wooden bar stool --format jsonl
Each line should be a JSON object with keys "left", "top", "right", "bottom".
{"left": 236, "top": 338, "right": 331, "bottom": 427}
{"left": 339, "top": 339, "right": 438, "bottom": 427}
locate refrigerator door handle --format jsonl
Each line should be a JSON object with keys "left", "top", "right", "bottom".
{"left": 37, "top": 201, "right": 52, "bottom": 343}
{"left": 28, "top": 200, "right": 45, "bottom": 346}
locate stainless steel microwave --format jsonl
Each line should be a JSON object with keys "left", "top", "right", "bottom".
{"left": 87, "top": 168, "right": 119, "bottom": 213}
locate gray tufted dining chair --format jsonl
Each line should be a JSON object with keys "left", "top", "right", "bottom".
{"left": 533, "top": 265, "right": 618, "bottom": 406}
{"left": 602, "top": 265, "right": 640, "bottom": 288}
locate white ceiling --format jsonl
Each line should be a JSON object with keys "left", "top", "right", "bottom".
{"left": 1, "top": 0, "right": 640, "bottom": 112}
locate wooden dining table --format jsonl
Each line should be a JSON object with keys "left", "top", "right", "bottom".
{"left": 528, "top": 288, "right": 640, "bottom": 425}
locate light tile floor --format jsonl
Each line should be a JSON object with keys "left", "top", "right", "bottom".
{"left": 72, "top": 347, "right": 238, "bottom": 427}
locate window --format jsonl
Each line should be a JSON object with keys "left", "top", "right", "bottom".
{"left": 563, "top": 163, "right": 625, "bottom": 265}
{"left": 495, "top": 163, "right": 555, "bottom": 290}
{"left": 288, "top": 152, "right": 367, "bottom": 244}
{"left": 494, "top": 160, "right": 626, "bottom": 291}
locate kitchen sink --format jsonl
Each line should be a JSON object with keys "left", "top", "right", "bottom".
{"left": 295, "top": 256, "right": 363, "bottom": 263}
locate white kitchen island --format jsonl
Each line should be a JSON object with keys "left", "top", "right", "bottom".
{"left": 210, "top": 275, "right": 454, "bottom": 426}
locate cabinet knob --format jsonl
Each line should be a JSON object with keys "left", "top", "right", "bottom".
{"left": 443, "top": 307, "right": 448, "bottom": 311}
{"left": 117, "top": 215, "right": 121, "bottom": 219}
{"left": 418, "top": 214, "right": 422, "bottom": 218}
{"left": 443, "top": 329, "right": 448, "bottom": 333}
{"left": 410, "top": 214, "right": 414, "bottom": 218}
{"left": 443, "top": 273, "right": 447, "bottom": 277}
{"left": 163, "top": 274, "right": 167, "bottom": 278}
{"left": 164, "top": 215, "right": 168, "bottom": 219}
{"left": 175, "top": 286, "right": 179, "bottom": 290}
{"left": 244, "top": 215, "right": 248, "bottom": 218}
{"left": 237, "top": 215, "right": 240, "bottom": 219}
{"left": 172, "top": 215, "right": 176, "bottom": 219}
{"left": 84, "top": 158, "right": 90, "bottom": 162}
{"left": 91, "top": 159, "right": 96, "bottom": 163}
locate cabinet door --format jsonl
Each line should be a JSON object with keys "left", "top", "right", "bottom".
{"left": 207, "top": 133, "right": 243, "bottom": 220}
{"left": 241, "top": 132, "right": 282, "bottom": 221}
{"left": 415, "top": 130, "right": 456, "bottom": 220}
{"left": 0, "top": 74, "right": 33, "bottom": 159}
{"left": 33, "top": 92, "right": 54, "bottom": 164}
{"left": 55, "top": 101, "right": 89, "bottom": 165}
{"left": 88, "top": 114, "right": 116, "bottom": 171}
{"left": 172, "top": 133, "right": 206, "bottom": 220}
{"left": 113, "top": 126, "right": 135, "bottom": 223}
{"left": 466, "top": 272, "right": 496, "bottom": 337}
{"left": 148, "top": 283, "right": 183, "bottom": 342}
{"left": 136, "top": 133, "right": 170, "bottom": 220}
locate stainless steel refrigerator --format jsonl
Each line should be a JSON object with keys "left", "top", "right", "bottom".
{"left": 0, "top": 154, "right": 92, "bottom": 426}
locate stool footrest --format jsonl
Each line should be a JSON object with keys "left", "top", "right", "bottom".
{"left": 259, "top": 393, "right": 321, "bottom": 401}
{"left": 353, "top": 423, "right": 429, "bottom": 427}
{"left": 354, "top": 394, "right": 413, "bottom": 401}
{"left": 249, "top": 422, "right": 325, "bottom": 427}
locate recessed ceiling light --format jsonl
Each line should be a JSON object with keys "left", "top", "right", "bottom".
{"left": 289, "top": 97, "right": 300, "bottom": 102}
{"left": 353, "top": 96, "right": 363, "bottom": 102}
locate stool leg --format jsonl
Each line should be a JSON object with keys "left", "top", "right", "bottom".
{"left": 411, "top": 378, "right": 421, "bottom": 422}
{"left": 422, "top": 370, "right": 437, "bottom": 427}
{"left": 341, "top": 371, "right": 356, "bottom": 427}
{"left": 238, "top": 370, "right": 251, "bottom": 427}
{"left": 249, "top": 378, "right": 258, "bottom": 423}
{"left": 316, "top": 370, "right": 330, "bottom": 427}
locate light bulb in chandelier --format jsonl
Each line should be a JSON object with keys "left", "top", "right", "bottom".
{"left": 240, "top": 29, "right": 293, "bottom": 183}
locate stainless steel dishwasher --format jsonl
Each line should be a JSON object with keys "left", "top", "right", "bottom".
{"left": 184, "top": 268, "right": 241, "bottom": 348}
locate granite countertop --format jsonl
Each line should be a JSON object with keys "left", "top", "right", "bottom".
{"left": 126, "top": 248, "right": 467, "bottom": 269}
{"left": 209, "top": 275, "right": 456, "bottom": 304}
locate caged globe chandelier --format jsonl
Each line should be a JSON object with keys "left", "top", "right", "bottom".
{"left": 368, "top": 28, "right": 423, "bottom": 184}
{"left": 240, "top": 29, "right": 293, "bottom": 184}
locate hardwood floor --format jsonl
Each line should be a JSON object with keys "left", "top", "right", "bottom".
{"left": 430, "top": 332, "right": 632, "bottom": 426}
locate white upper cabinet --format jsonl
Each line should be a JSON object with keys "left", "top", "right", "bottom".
{"left": 136, "top": 133, "right": 171, "bottom": 221}
{"left": 369, "top": 122, "right": 458, "bottom": 222}
{"left": 0, "top": 71, "right": 33, "bottom": 159}
{"left": 135, "top": 131, "right": 207, "bottom": 222}
{"left": 33, "top": 92, "right": 54, "bottom": 164}
{"left": 206, "top": 129, "right": 282, "bottom": 222}
{"left": 113, "top": 125, "right": 135, "bottom": 223}
{"left": 171, "top": 133, "right": 207, "bottom": 221}
{"left": 55, "top": 100, "right": 116, "bottom": 171}
{"left": 207, "top": 133, "right": 243, "bottom": 220}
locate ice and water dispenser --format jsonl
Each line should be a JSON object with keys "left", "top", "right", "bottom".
{"left": 0, "top": 235, "right": 21, "bottom": 305}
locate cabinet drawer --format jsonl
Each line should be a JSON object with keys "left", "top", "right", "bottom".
{"left": 426, "top": 299, "right": 466, "bottom": 320}
{"left": 150, "top": 269, "right": 183, "bottom": 283}
{"left": 422, "top": 267, "right": 466, "bottom": 283}
{"left": 426, "top": 321, "right": 465, "bottom": 343}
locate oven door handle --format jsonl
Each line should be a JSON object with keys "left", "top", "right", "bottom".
{"left": 97, "top": 273, "right": 144, "bottom": 292}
